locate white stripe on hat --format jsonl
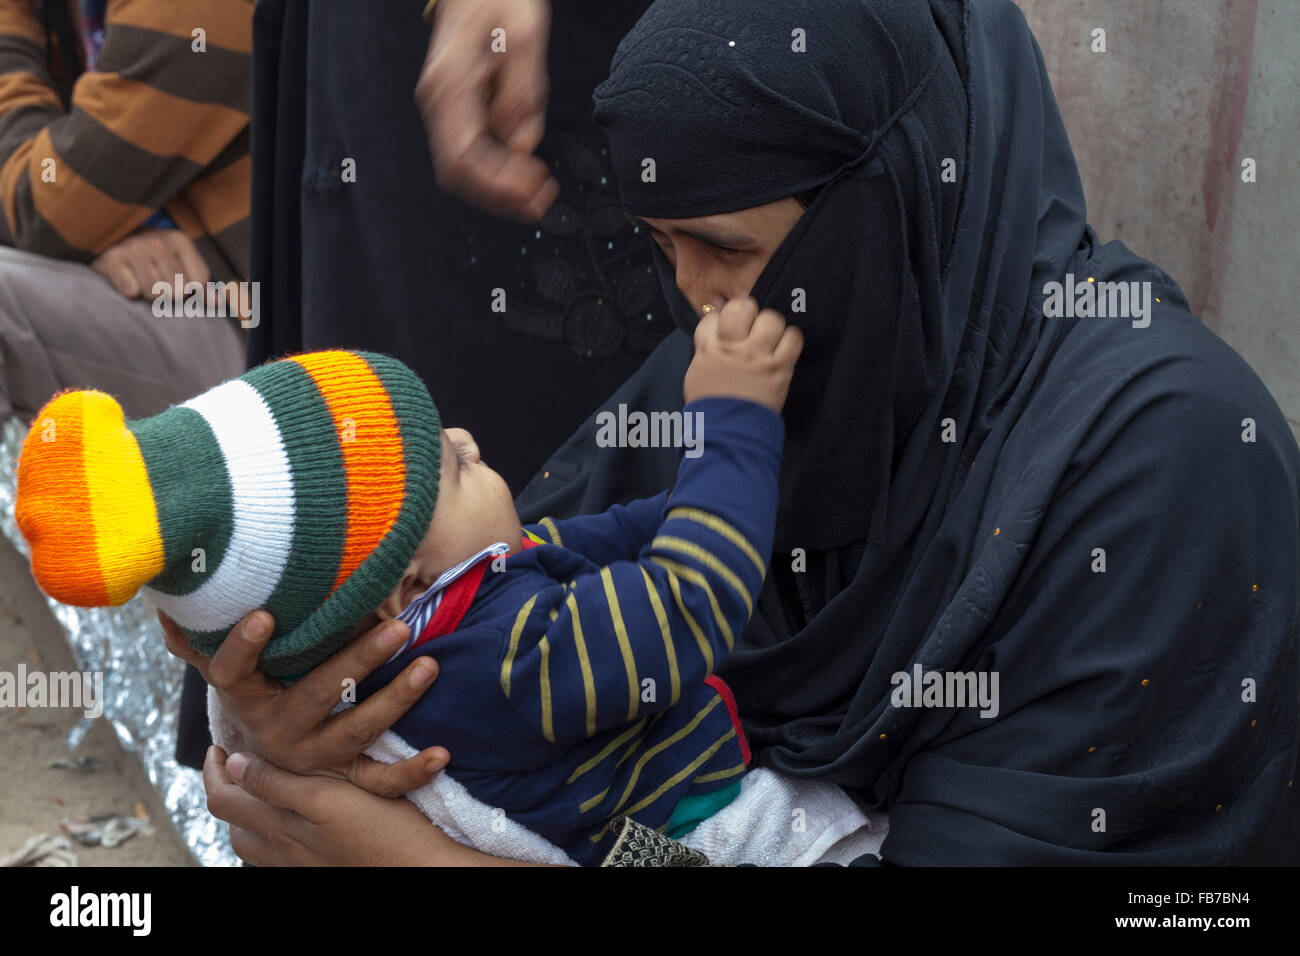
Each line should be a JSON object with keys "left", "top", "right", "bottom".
{"left": 142, "top": 379, "right": 296, "bottom": 633}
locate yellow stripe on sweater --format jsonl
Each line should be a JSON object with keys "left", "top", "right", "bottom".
{"left": 565, "top": 589, "right": 598, "bottom": 738}
{"left": 538, "top": 635, "right": 554, "bottom": 743}
{"left": 500, "top": 593, "right": 538, "bottom": 698}
{"left": 609, "top": 729, "right": 737, "bottom": 823}
{"left": 583, "top": 695, "right": 723, "bottom": 824}
{"left": 666, "top": 507, "right": 766, "bottom": 576}
{"left": 567, "top": 718, "right": 647, "bottom": 786}
{"left": 80, "top": 392, "right": 165, "bottom": 604}
{"left": 652, "top": 556, "right": 735, "bottom": 654}
{"left": 638, "top": 565, "right": 681, "bottom": 706}
{"left": 539, "top": 516, "right": 563, "bottom": 546}
{"left": 574, "top": 713, "right": 666, "bottom": 812}
{"left": 692, "top": 763, "right": 746, "bottom": 784}
{"left": 652, "top": 535, "right": 753, "bottom": 615}
{"left": 599, "top": 567, "right": 640, "bottom": 722}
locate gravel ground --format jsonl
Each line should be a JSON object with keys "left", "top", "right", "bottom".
{"left": 0, "top": 535, "right": 193, "bottom": 867}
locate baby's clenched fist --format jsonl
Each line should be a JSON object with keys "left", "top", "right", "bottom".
{"left": 683, "top": 297, "right": 804, "bottom": 413}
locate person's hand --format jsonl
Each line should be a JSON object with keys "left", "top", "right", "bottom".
{"left": 160, "top": 609, "right": 447, "bottom": 798}
{"left": 91, "top": 228, "right": 209, "bottom": 300}
{"left": 683, "top": 297, "right": 805, "bottom": 413}
{"left": 204, "top": 746, "right": 541, "bottom": 866}
{"left": 415, "top": 0, "right": 559, "bottom": 221}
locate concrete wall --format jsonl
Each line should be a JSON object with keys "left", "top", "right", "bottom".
{"left": 1018, "top": 0, "right": 1298, "bottom": 441}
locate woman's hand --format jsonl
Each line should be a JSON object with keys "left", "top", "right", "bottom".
{"left": 204, "top": 746, "right": 541, "bottom": 866}
{"left": 160, "top": 609, "right": 447, "bottom": 797}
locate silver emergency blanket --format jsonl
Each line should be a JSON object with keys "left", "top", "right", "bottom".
{"left": 1, "top": 418, "right": 237, "bottom": 867}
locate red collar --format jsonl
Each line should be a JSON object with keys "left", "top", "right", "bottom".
{"left": 411, "top": 533, "right": 540, "bottom": 647}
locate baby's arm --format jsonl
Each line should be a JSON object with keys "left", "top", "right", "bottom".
{"left": 526, "top": 491, "right": 670, "bottom": 565}
{"left": 503, "top": 397, "right": 785, "bottom": 744}
{"left": 501, "top": 298, "right": 801, "bottom": 747}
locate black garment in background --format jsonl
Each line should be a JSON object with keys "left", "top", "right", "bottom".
{"left": 176, "top": 0, "right": 661, "bottom": 771}
{"left": 248, "top": 0, "right": 665, "bottom": 494}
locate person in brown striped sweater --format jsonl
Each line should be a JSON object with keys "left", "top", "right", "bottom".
{"left": 0, "top": 0, "right": 251, "bottom": 423}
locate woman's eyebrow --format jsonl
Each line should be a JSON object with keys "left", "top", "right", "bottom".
{"left": 629, "top": 214, "right": 753, "bottom": 247}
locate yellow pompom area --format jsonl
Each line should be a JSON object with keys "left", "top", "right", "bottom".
{"left": 16, "top": 390, "right": 164, "bottom": 606}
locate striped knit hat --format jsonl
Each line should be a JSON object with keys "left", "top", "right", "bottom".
{"left": 15, "top": 351, "right": 441, "bottom": 678}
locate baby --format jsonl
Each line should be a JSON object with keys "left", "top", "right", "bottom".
{"left": 16, "top": 299, "right": 803, "bottom": 865}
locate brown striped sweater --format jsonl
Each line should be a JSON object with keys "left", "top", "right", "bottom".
{"left": 0, "top": 0, "right": 251, "bottom": 280}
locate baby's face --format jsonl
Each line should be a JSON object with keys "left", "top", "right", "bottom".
{"left": 376, "top": 427, "right": 522, "bottom": 621}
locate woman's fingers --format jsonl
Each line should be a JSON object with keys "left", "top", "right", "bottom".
{"left": 157, "top": 610, "right": 211, "bottom": 677}
{"left": 343, "top": 747, "right": 449, "bottom": 799}
{"left": 221, "top": 749, "right": 330, "bottom": 826}
{"left": 305, "top": 654, "right": 441, "bottom": 773}
{"left": 227, "top": 824, "right": 280, "bottom": 868}
{"left": 203, "top": 746, "right": 311, "bottom": 834}
{"left": 282, "top": 618, "right": 416, "bottom": 748}
{"left": 205, "top": 610, "right": 278, "bottom": 694}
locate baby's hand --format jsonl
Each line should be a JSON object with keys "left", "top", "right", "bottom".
{"left": 683, "top": 297, "right": 804, "bottom": 413}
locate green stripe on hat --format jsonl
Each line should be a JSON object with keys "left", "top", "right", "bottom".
{"left": 255, "top": 351, "right": 441, "bottom": 677}
{"left": 241, "top": 357, "right": 350, "bottom": 652}
{"left": 130, "top": 406, "right": 234, "bottom": 598}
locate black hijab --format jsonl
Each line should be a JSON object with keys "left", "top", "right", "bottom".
{"left": 592, "top": 0, "right": 965, "bottom": 552}
{"left": 518, "top": 0, "right": 1300, "bottom": 863}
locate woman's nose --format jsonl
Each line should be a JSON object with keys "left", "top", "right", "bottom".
{"left": 675, "top": 258, "right": 725, "bottom": 317}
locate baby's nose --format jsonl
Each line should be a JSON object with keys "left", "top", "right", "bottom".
{"left": 445, "top": 427, "right": 480, "bottom": 462}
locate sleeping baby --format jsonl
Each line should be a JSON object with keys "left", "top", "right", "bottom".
{"left": 16, "top": 300, "right": 879, "bottom": 864}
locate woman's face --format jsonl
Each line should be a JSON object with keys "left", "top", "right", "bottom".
{"left": 631, "top": 197, "right": 806, "bottom": 316}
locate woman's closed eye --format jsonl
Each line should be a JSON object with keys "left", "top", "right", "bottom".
{"left": 708, "top": 244, "right": 748, "bottom": 260}
{"left": 649, "top": 230, "right": 747, "bottom": 260}
{"left": 453, "top": 443, "right": 469, "bottom": 470}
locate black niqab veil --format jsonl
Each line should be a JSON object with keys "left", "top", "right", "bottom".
{"left": 593, "top": 0, "right": 965, "bottom": 552}
{"left": 517, "top": 0, "right": 1300, "bottom": 863}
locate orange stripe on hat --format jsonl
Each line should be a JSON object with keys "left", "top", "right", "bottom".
{"left": 290, "top": 352, "right": 406, "bottom": 593}
{"left": 16, "top": 392, "right": 112, "bottom": 606}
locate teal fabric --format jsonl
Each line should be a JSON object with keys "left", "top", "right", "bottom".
{"left": 664, "top": 779, "right": 743, "bottom": 840}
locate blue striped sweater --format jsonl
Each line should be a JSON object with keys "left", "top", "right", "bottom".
{"left": 357, "top": 397, "right": 783, "bottom": 864}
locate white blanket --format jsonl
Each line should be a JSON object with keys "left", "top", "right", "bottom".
{"left": 208, "top": 688, "right": 887, "bottom": 866}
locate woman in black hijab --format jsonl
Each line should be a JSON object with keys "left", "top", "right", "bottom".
{"left": 515, "top": 0, "right": 1300, "bottom": 864}
{"left": 200, "top": 0, "right": 1299, "bottom": 865}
